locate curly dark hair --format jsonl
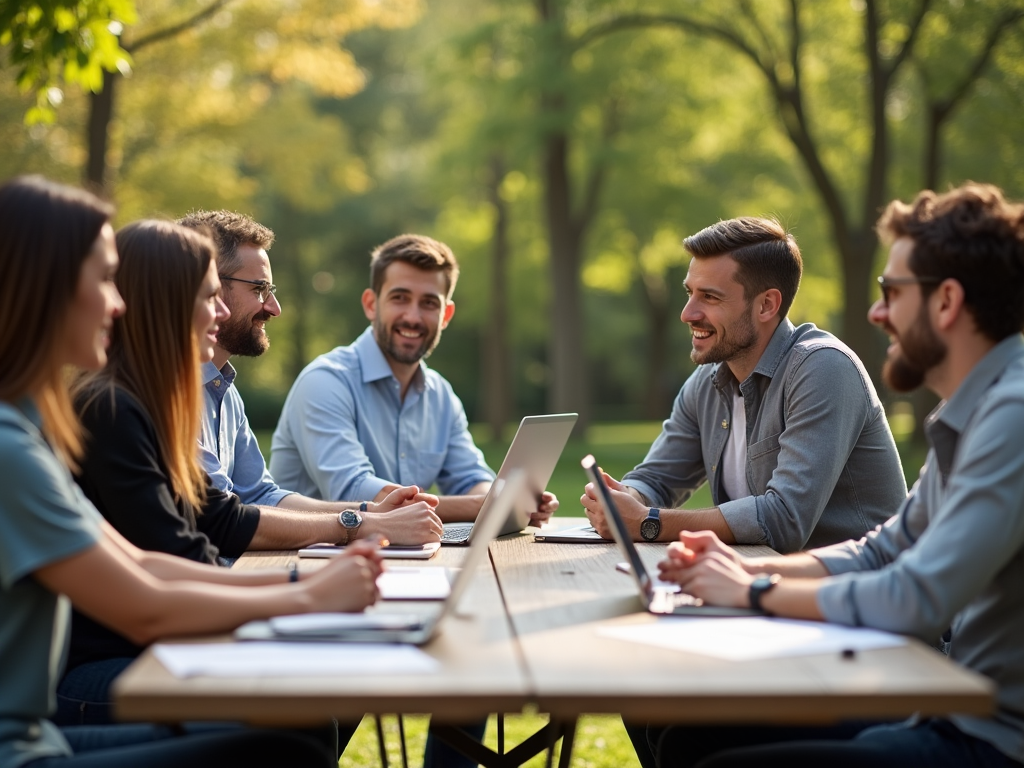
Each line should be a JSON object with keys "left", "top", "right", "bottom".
{"left": 176, "top": 210, "right": 274, "bottom": 276}
{"left": 877, "top": 183, "right": 1024, "bottom": 342}
{"left": 683, "top": 217, "right": 803, "bottom": 318}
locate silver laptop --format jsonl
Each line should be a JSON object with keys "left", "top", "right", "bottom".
{"left": 442, "top": 413, "right": 577, "bottom": 545}
{"left": 235, "top": 471, "right": 525, "bottom": 644}
{"left": 581, "top": 455, "right": 760, "bottom": 617}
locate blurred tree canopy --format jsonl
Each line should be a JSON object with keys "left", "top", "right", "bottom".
{"left": 2, "top": 0, "right": 1023, "bottom": 434}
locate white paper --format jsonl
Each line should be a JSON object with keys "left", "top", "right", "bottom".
{"left": 378, "top": 567, "right": 451, "bottom": 600}
{"left": 153, "top": 641, "right": 439, "bottom": 678}
{"left": 298, "top": 542, "right": 440, "bottom": 560}
{"left": 599, "top": 617, "right": 906, "bottom": 661}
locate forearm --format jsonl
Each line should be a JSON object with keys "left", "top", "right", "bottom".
{"left": 660, "top": 507, "right": 736, "bottom": 544}
{"left": 248, "top": 506, "right": 343, "bottom": 549}
{"left": 276, "top": 492, "right": 365, "bottom": 514}
{"left": 741, "top": 552, "right": 830, "bottom": 578}
{"left": 435, "top": 494, "right": 486, "bottom": 522}
{"left": 758, "top": 578, "right": 824, "bottom": 620}
{"left": 136, "top": 549, "right": 290, "bottom": 586}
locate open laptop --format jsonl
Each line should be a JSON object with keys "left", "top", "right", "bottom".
{"left": 235, "top": 471, "right": 525, "bottom": 644}
{"left": 581, "top": 455, "right": 759, "bottom": 617}
{"left": 442, "top": 413, "right": 577, "bottom": 545}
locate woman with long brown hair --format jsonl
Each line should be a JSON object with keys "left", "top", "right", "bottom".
{"left": 0, "top": 175, "right": 379, "bottom": 768}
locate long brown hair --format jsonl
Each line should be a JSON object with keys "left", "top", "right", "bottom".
{"left": 0, "top": 176, "right": 114, "bottom": 468}
{"left": 76, "top": 220, "right": 214, "bottom": 513}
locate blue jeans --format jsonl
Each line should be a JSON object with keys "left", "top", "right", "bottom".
{"left": 649, "top": 718, "right": 1021, "bottom": 768}
{"left": 26, "top": 723, "right": 335, "bottom": 768}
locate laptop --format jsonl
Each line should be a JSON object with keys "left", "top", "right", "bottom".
{"left": 442, "top": 413, "right": 577, "bottom": 545}
{"left": 581, "top": 455, "right": 760, "bottom": 617}
{"left": 235, "top": 471, "right": 525, "bottom": 644}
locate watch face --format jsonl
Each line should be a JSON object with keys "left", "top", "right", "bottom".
{"left": 640, "top": 517, "right": 661, "bottom": 542}
{"left": 340, "top": 510, "right": 362, "bottom": 529}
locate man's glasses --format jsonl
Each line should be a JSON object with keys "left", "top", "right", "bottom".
{"left": 221, "top": 276, "right": 277, "bottom": 304}
{"left": 877, "top": 275, "right": 941, "bottom": 306}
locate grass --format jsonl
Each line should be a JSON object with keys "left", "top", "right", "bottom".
{"left": 252, "top": 422, "right": 925, "bottom": 767}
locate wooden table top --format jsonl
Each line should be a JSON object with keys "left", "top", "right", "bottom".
{"left": 113, "top": 518, "right": 994, "bottom": 725}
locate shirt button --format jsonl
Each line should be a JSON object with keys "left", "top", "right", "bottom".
{"left": 721, "top": 420, "right": 728, "bottom": 429}
{"left": 711, "top": 464, "right": 716, "bottom": 472}
{"left": 400, "top": 452, "right": 406, "bottom": 459}
{"left": 213, "top": 379, "right": 221, "bottom": 387}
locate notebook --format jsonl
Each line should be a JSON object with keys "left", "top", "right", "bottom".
{"left": 235, "top": 471, "right": 525, "bottom": 644}
{"left": 581, "top": 455, "right": 760, "bottom": 617}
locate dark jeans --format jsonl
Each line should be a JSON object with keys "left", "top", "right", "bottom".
{"left": 55, "top": 658, "right": 351, "bottom": 758}
{"left": 424, "top": 718, "right": 489, "bottom": 768}
{"left": 26, "top": 723, "right": 335, "bottom": 768}
{"left": 632, "top": 718, "right": 1022, "bottom": 768}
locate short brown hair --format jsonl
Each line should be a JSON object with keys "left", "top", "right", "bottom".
{"left": 177, "top": 210, "right": 274, "bottom": 276}
{"left": 877, "top": 183, "right": 1024, "bottom": 342}
{"left": 683, "top": 217, "right": 803, "bottom": 318}
{"left": 0, "top": 176, "right": 114, "bottom": 468}
{"left": 370, "top": 234, "right": 460, "bottom": 299}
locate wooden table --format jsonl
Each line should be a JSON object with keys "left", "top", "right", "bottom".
{"left": 113, "top": 518, "right": 994, "bottom": 761}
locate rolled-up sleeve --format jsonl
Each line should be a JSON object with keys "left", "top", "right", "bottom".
{"left": 816, "top": 399, "right": 1024, "bottom": 639}
{"left": 623, "top": 378, "right": 708, "bottom": 507}
{"left": 721, "top": 348, "right": 875, "bottom": 551}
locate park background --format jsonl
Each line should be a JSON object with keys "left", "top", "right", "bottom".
{"left": 3, "top": 1, "right": 1024, "bottom": 765}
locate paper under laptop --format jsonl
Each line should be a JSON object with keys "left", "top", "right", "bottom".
{"left": 581, "top": 455, "right": 760, "bottom": 617}
{"left": 235, "top": 471, "right": 525, "bottom": 644}
{"left": 442, "top": 413, "right": 577, "bottom": 545}
{"left": 299, "top": 542, "right": 441, "bottom": 560}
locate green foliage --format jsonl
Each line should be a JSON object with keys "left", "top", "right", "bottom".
{"left": 0, "top": 0, "right": 134, "bottom": 123}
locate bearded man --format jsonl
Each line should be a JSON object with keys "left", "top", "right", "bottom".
{"left": 582, "top": 217, "right": 906, "bottom": 550}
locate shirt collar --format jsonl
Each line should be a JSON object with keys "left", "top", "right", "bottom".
{"left": 712, "top": 318, "right": 796, "bottom": 390}
{"left": 354, "top": 326, "right": 427, "bottom": 391}
{"left": 202, "top": 360, "right": 236, "bottom": 387}
{"left": 930, "top": 333, "right": 1024, "bottom": 435}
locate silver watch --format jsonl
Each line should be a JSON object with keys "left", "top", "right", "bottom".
{"left": 338, "top": 509, "right": 363, "bottom": 543}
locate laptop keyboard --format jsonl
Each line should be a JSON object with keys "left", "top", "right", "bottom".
{"left": 441, "top": 523, "right": 474, "bottom": 543}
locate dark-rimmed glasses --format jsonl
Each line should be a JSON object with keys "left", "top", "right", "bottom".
{"left": 221, "top": 276, "right": 277, "bottom": 304}
{"left": 877, "top": 275, "right": 941, "bottom": 306}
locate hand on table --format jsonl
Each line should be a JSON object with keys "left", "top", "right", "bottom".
{"left": 658, "top": 530, "right": 752, "bottom": 608}
{"left": 528, "top": 491, "right": 559, "bottom": 527}
{"left": 305, "top": 539, "right": 384, "bottom": 612}
{"left": 580, "top": 472, "right": 648, "bottom": 540}
{"left": 363, "top": 486, "right": 443, "bottom": 545}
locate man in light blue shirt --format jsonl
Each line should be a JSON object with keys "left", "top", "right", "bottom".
{"left": 646, "top": 184, "right": 1024, "bottom": 768}
{"left": 179, "top": 211, "right": 443, "bottom": 545}
{"left": 271, "top": 233, "right": 558, "bottom": 524}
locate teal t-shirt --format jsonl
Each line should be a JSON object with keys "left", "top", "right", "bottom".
{"left": 0, "top": 400, "right": 103, "bottom": 768}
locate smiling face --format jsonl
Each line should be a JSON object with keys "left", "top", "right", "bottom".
{"left": 869, "top": 237, "right": 947, "bottom": 393}
{"left": 216, "top": 244, "right": 281, "bottom": 359}
{"left": 363, "top": 261, "right": 455, "bottom": 367}
{"left": 61, "top": 223, "right": 126, "bottom": 370}
{"left": 193, "top": 259, "right": 230, "bottom": 364}
{"left": 680, "top": 255, "right": 758, "bottom": 368}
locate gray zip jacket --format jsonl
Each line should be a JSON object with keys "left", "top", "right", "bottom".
{"left": 623, "top": 319, "right": 907, "bottom": 551}
{"left": 814, "top": 334, "right": 1024, "bottom": 761}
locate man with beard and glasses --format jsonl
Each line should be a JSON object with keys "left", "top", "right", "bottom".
{"left": 178, "top": 212, "right": 443, "bottom": 546}
{"left": 582, "top": 217, "right": 906, "bottom": 550}
{"left": 270, "top": 233, "right": 558, "bottom": 524}
{"left": 637, "top": 183, "right": 1024, "bottom": 768}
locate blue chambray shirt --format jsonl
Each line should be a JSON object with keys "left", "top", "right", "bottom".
{"left": 269, "top": 327, "right": 495, "bottom": 502}
{"left": 199, "top": 361, "right": 292, "bottom": 507}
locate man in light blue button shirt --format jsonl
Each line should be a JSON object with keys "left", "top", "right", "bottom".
{"left": 648, "top": 184, "right": 1024, "bottom": 768}
{"left": 180, "top": 212, "right": 443, "bottom": 546}
{"left": 270, "top": 233, "right": 558, "bottom": 524}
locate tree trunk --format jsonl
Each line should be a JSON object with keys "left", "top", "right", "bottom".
{"left": 639, "top": 270, "right": 676, "bottom": 419}
{"left": 543, "top": 129, "right": 590, "bottom": 433}
{"left": 85, "top": 70, "right": 118, "bottom": 194}
{"left": 481, "top": 155, "right": 512, "bottom": 441}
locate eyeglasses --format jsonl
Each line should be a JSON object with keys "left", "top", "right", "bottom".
{"left": 877, "top": 275, "right": 941, "bottom": 306}
{"left": 221, "top": 276, "right": 277, "bottom": 304}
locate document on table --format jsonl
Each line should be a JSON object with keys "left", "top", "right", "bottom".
{"left": 599, "top": 617, "right": 906, "bottom": 661}
{"left": 299, "top": 542, "right": 441, "bottom": 559}
{"left": 378, "top": 566, "right": 451, "bottom": 600}
{"left": 153, "top": 641, "right": 439, "bottom": 678}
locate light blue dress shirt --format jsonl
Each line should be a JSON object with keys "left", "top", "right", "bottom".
{"left": 200, "top": 361, "right": 291, "bottom": 507}
{"left": 269, "top": 327, "right": 495, "bottom": 502}
{"left": 813, "top": 334, "right": 1024, "bottom": 762}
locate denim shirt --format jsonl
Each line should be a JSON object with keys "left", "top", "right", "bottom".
{"left": 623, "top": 319, "right": 907, "bottom": 552}
{"left": 199, "top": 361, "right": 291, "bottom": 507}
{"left": 814, "top": 334, "right": 1024, "bottom": 762}
{"left": 269, "top": 327, "right": 495, "bottom": 502}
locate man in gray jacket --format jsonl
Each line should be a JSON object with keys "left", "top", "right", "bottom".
{"left": 582, "top": 217, "right": 906, "bottom": 551}
{"left": 650, "top": 183, "right": 1024, "bottom": 768}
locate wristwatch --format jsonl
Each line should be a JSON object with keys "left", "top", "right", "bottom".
{"left": 338, "top": 509, "right": 363, "bottom": 543}
{"left": 748, "top": 573, "right": 782, "bottom": 612}
{"left": 639, "top": 508, "right": 661, "bottom": 542}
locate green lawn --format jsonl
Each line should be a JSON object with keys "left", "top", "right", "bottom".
{"left": 252, "top": 422, "right": 924, "bottom": 767}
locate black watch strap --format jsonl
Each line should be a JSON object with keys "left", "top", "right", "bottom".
{"left": 748, "top": 573, "right": 781, "bottom": 612}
